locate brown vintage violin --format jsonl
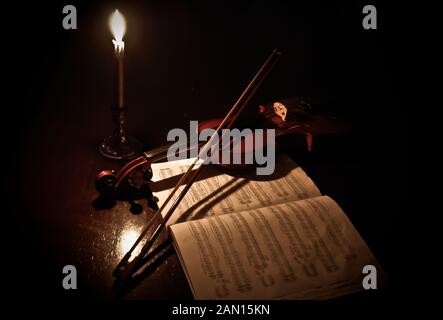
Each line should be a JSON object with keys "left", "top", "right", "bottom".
{"left": 95, "top": 96, "right": 349, "bottom": 199}
{"left": 94, "top": 49, "right": 350, "bottom": 283}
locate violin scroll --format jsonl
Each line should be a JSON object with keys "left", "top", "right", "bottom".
{"left": 95, "top": 170, "right": 117, "bottom": 196}
{"left": 94, "top": 158, "right": 158, "bottom": 212}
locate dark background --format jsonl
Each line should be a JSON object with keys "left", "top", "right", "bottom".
{"left": 4, "top": 0, "right": 407, "bottom": 303}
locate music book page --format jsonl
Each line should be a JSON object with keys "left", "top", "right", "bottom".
{"left": 169, "top": 196, "right": 379, "bottom": 300}
{"left": 151, "top": 154, "right": 321, "bottom": 225}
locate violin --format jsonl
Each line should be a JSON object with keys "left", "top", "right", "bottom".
{"left": 95, "top": 97, "right": 349, "bottom": 199}
{"left": 95, "top": 49, "right": 350, "bottom": 283}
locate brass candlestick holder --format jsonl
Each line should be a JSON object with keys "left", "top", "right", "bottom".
{"left": 99, "top": 105, "right": 143, "bottom": 160}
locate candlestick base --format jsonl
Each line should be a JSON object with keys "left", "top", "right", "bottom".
{"left": 99, "top": 133, "right": 143, "bottom": 160}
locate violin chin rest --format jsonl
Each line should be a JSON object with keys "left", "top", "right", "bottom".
{"left": 95, "top": 170, "right": 117, "bottom": 195}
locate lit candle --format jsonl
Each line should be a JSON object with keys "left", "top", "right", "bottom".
{"left": 109, "top": 9, "right": 126, "bottom": 109}
{"left": 100, "top": 9, "right": 142, "bottom": 159}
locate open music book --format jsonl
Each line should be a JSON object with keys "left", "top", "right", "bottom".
{"left": 151, "top": 155, "right": 381, "bottom": 299}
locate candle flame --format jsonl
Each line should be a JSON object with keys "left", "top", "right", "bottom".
{"left": 110, "top": 9, "right": 126, "bottom": 52}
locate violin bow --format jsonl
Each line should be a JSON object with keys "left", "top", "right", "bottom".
{"left": 114, "top": 48, "right": 282, "bottom": 281}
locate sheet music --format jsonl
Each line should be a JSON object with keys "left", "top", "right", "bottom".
{"left": 151, "top": 154, "right": 321, "bottom": 225}
{"left": 170, "top": 196, "right": 379, "bottom": 299}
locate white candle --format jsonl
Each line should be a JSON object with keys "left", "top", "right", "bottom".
{"left": 109, "top": 10, "right": 126, "bottom": 109}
